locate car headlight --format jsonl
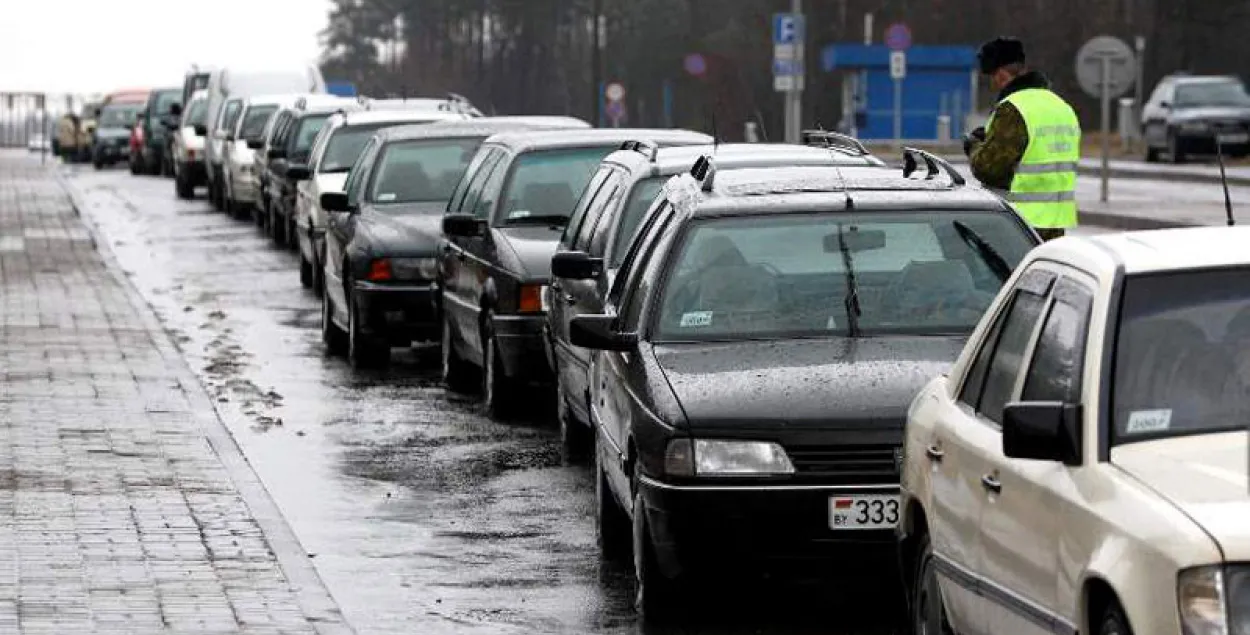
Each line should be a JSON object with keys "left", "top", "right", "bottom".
{"left": 1179, "top": 121, "right": 1210, "bottom": 133}
{"left": 388, "top": 257, "right": 438, "bottom": 281}
{"left": 1180, "top": 566, "right": 1229, "bottom": 635}
{"left": 664, "top": 438, "right": 796, "bottom": 477}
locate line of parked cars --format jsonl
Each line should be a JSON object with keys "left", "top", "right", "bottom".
{"left": 108, "top": 64, "right": 1250, "bottom": 635}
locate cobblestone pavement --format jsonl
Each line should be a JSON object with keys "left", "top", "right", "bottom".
{"left": 0, "top": 151, "right": 349, "bottom": 634}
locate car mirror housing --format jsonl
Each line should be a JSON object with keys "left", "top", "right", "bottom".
{"left": 193, "top": 124, "right": 207, "bottom": 137}
{"left": 1002, "top": 401, "right": 1081, "bottom": 465}
{"left": 443, "top": 214, "right": 487, "bottom": 238}
{"left": 551, "top": 250, "right": 603, "bottom": 280}
{"left": 569, "top": 314, "right": 638, "bottom": 352}
{"left": 320, "top": 191, "right": 351, "bottom": 213}
{"left": 285, "top": 164, "right": 311, "bottom": 181}
{"left": 267, "top": 148, "right": 286, "bottom": 161}
{"left": 246, "top": 138, "right": 263, "bottom": 150}
{"left": 1159, "top": 101, "right": 1171, "bottom": 109}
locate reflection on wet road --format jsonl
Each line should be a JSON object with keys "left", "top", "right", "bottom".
{"left": 67, "top": 166, "right": 902, "bottom": 635}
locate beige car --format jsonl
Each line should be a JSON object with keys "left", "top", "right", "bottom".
{"left": 899, "top": 226, "right": 1250, "bottom": 635}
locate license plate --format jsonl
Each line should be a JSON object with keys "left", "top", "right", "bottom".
{"left": 1218, "top": 133, "right": 1248, "bottom": 144}
{"left": 829, "top": 494, "right": 900, "bottom": 530}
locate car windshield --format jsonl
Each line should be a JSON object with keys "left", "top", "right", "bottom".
{"left": 500, "top": 146, "right": 617, "bottom": 225}
{"left": 652, "top": 211, "right": 1034, "bottom": 341}
{"left": 289, "top": 115, "right": 331, "bottom": 162}
{"left": 184, "top": 99, "right": 208, "bottom": 127}
{"left": 1112, "top": 268, "right": 1250, "bottom": 444}
{"left": 1174, "top": 81, "right": 1250, "bottom": 108}
{"left": 239, "top": 105, "right": 277, "bottom": 140}
{"left": 321, "top": 123, "right": 408, "bottom": 173}
{"left": 98, "top": 105, "right": 141, "bottom": 128}
{"left": 218, "top": 100, "right": 243, "bottom": 133}
{"left": 610, "top": 176, "right": 665, "bottom": 268}
{"left": 369, "top": 138, "right": 484, "bottom": 205}
{"left": 153, "top": 91, "right": 180, "bottom": 117}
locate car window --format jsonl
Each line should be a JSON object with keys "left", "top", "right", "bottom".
{"left": 98, "top": 105, "right": 141, "bottom": 128}
{"left": 1174, "top": 80, "right": 1250, "bottom": 108}
{"left": 153, "top": 91, "right": 179, "bottom": 117}
{"left": 320, "top": 123, "right": 398, "bottom": 173}
{"left": 651, "top": 211, "right": 1036, "bottom": 342}
{"left": 369, "top": 138, "right": 484, "bottom": 205}
{"left": 975, "top": 290, "right": 1048, "bottom": 424}
{"left": 460, "top": 151, "right": 505, "bottom": 218}
{"left": 270, "top": 113, "right": 294, "bottom": 148}
{"left": 1021, "top": 279, "right": 1093, "bottom": 403}
{"left": 562, "top": 168, "right": 612, "bottom": 246}
{"left": 589, "top": 184, "right": 628, "bottom": 257}
{"left": 608, "top": 199, "right": 671, "bottom": 309}
{"left": 609, "top": 176, "right": 665, "bottom": 267}
{"left": 448, "top": 148, "right": 499, "bottom": 214}
{"left": 574, "top": 172, "right": 624, "bottom": 251}
{"left": 498, "top": 146, "right": 617, "bottom": 225}
{"left": 218, "top": 100, "right": 243, "bottom": 133}
{"left": 1112, "top": 267, "right": 1250, "bottom": 444}
{"left": 238, "top": 105, "right": 277, "bottom": 140}
{"left": 620, "top": 211, "right": 677, "bottom": 330}
{"left": 288, "top": 115, "right": 332, "bottom": 162}
{"left": 472, "top": 155, "right": 511, "bottom": 220}
{"left": 184, "top": 99, "right": 208, "bottom": 127}
{"left": 344, "top": 138, "right": 377, "bottom": 208}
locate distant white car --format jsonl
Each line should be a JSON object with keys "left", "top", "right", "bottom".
{"left": 27, "top": 133, "right": 50, "bottom": 152}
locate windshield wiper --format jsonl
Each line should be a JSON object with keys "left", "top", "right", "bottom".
{"left": 506, "top": 214, "right": 569, "bottom": 226}
{"left": 835, "top": 223, "right": 862, "bottom": 337}
{"left": 953, "top": 220, "right": 1013, "bottom": 282}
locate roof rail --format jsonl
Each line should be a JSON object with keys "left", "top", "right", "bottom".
{"left": 801, "top": 129, "right": 871, "bottom": 156}
{"left": 901, "top": 147, "right": 966, "bottom": 186}
{"left": 619, "top": 140, "right": 659, "bottom": 162}
{"left": 685, "top": 155, "right": 718, "bottom": 191}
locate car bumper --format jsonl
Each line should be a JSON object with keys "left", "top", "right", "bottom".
{"left": 491, "top": 313, "right": 553, "bottom": 381}
{"left": 353, "top": 280, "right": 440, "bottom": 344}
{"left": 638, "top": 477, "right": 899, "bottom": 577}
{"left": 1177, "top": 130, "right": 1250, "bottom": 153}
{"left": 232, "top": 174, "right": 258, "bottom": 202}
{"left": 94, "top": 144, "right": 129, "bottom": 160}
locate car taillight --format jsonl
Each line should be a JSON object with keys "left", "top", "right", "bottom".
{"left": 518, "top": 284, "right": 544, "bottom": 313}
{"left": 367, "top": 259, "right": 392, "bottom": 282}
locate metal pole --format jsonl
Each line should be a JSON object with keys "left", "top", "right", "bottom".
{"left": 894, "top": 78, "right": 903, "bottom": 147}
{"left": 1101, "top": 58, "right": 1111, "bottom": 203}
{"left": 784, "top": 0, "right": 803, "bottom": 144}
{"left": 591, "top": 0, "right": 602, "bottom": 127}
{"left": 1134, "top": 36, "right": 1146, "bottom": 150}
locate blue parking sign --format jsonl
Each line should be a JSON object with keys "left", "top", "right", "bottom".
{"left": 773, "top": 14, "right": 805, "bottom": 45}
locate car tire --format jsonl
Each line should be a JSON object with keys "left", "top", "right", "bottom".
{"left": 321, "top": 292, "right": 348, "bottom": 356}
{"left": 347, "top": 291, "right": 389, "bottom": 369}
{"left": 299, "top": 252, "right": 314, "bottom": 289}
{"left": 128, "top": 156, "right": 141, "bottom": 175}
{"left": 595, "top": 434, "right": 631, "bottom": 562}
{"left": 1167, "top": 131, "right": 1186, "bottom": 164}
{"left": 288, "top": 217, "right": 299, "bottom": 252}
{"left": 480, "top": 312, "right": 519, "bottom": 420}
{"left": 175, "top": 170, "right": 194, "bottom": 200}
{"left": 632, "top": 461, "right": 680, "bottom": 623}
{"left": 556, "top": 367, "right": 589, "bottom": 464}
{"left": 1098, "top": 601, "right": 1133, "bottom": 635}
{"left": 442, "top": 315, "right": 478, "bottom": 393}
{"left": 92, "top": 157, "right": 103, "bottom": 170}
{"left": 911, "top": 533, "right": 955, "bottom": 635}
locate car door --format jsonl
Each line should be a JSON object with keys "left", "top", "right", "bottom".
{"left": 324, "top": 147, "right": 374, "bottom": 322}
{"left": 442, "top": 148, "right": 506, "bottom": 361}
{"left": 979, "top": 270, "right": 1092, "bottom": 635}
{"left": 927, "top": 267, "right": 1054, "bottom": 635}
{"left": 1143, "top": 81, "right": 1174, "bottom": 145}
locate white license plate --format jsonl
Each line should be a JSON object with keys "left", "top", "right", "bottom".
{"left": 829, "top": 494, "right": 900, "bottom": 530}
{"left": 1218, "top": 133, "right": 1249, "bottom": 144}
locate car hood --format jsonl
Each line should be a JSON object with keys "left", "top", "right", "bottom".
{"left": 315, "top": 172, "right": 349, "bottom": 195}
{"left": 363, "top": 204, "right": 446, "bottom": 256}
{"left": 1173, "top": 106, "right": 1250, "bottom": 122}
{"left": 1113, "top": 432, "right": 1250, "bottom": 558}
{"left": 494, "top": 224, "right": 563, "bottom": 280}
{"left": 653, "top": 336, "right": 966, "bottom": 429}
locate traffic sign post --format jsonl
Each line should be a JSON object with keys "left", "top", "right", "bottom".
{"left": 604, "top": 82, "right": 627, "bottom": 128}
{"left": 886, "top": 23, "right": 911, "bottom": 147}
{"left": 773, "top": 4, "right": 805, "bottom": 144}
{"left": 1076, "top": 35, "right": 1137, "bottom": 203}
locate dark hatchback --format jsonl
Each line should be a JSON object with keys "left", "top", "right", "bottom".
{"left": 546, "top": 140, "right": 886, "bottom": 458}
{"left": 567, "top": 157, "right": 1040, "bottom": 620}
{"left": 438, "top": 128, "right": 713, "bottom": 419}
{"left": 317, "top": 119, "right": 591, "bottom": 368}
{"left": 264, "top": 104, "right": 350, "bottom": 247}
{"left": 133, "top": 87, "right": 180, "bottom": 175}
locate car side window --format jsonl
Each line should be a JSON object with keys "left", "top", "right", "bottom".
{"left": 619, "top": 211, "right": 676, "bottom": 330}
{"left": 608, "top": 199, "right": 671, "bottom": 310}
{"left": 587, "top": 183, "right": 628, "bottom": 257}
{"left": 472, "top": 155, "right": 511, "bottom": 221}
{"left": 1021, "top": 278, "right": 1094, "bottom": 404}
{"left": 563, "top": 169, "right": 612, "bottom": 246}
{"left": 975, "top": 289, "right": 1048, "bottom": 424}
{"left": 344, "top": 139, "right": 376, "bottom": 207}
{"left": 574, "top": 172, "right": 624, "bottom": 252}
{"left": 448, "top": 147, "right": 498, "bottom": 214}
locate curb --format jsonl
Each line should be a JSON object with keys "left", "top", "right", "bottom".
{"left": 1078, "top": 209, "right": 1205, "bottom": 232}
{"left": 54, "top": 166, "right": 356, "bottom": 635}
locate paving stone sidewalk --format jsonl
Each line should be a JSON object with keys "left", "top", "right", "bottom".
{"left": 0, "top": 152, "right": 350, "bottom": 634}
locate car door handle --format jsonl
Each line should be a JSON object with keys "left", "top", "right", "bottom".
{"left": 981, "top": 474, "right": 1002, "bottom": 494}
{"left": 925, "top": 445, "right": 944, "bottom": 461}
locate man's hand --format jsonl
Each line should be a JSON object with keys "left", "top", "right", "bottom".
{"left": 963, "top": 126, "right": 987, "bottom": 157}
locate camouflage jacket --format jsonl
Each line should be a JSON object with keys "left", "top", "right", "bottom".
{"left": 968, "top": 70, "right": 1053, "bottom": 191}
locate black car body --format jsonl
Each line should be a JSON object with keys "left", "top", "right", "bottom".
{"left": 567, "top": 155, "right": 1040, "bottom": 618}
{"left": 1142, "top": 74, "right": 1250, "bottom": 162}
{"left": 317, "top": 119, "right": 593, "bottom": 368}
{"left": 439, "top": 129, "right": 714, "bottom": 419}
{"left": 132, "top": 87, "right": 180, "bottom": 176}
{"left": 546, "top": 141, "right": 887, "bottom": 457}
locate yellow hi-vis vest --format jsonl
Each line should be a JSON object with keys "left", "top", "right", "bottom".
{"left": 987, "top": 88, "right": 1081, "bottom": 229}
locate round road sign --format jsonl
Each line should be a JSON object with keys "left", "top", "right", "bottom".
{"left": 885, "top": 23, "right": 912, "bottom": 51}
{"left": 605, "top": 82, "right": 626, "bottom": 102}
{"left": 684, "top": 53, "right": 707, "bottom": 77}
{"left": 1075, "top": 35, "right": 1137, "bottom": 99}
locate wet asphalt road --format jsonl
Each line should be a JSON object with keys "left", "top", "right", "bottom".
{"left": 66, "top": 165, "right": 906, "bottom": 635}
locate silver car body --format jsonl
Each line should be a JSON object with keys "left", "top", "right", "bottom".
{"left": 171, "top": 90, "right": 208, "bottom": 165}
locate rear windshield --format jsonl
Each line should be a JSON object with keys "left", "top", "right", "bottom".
{"left": 238, "top": 105, "right": 278, "bottom": 140}
{"left": 369, "top": 138, "right": 484, "bottom": 205}
{"left": 184, "top": 99, "right": 208, "bottom": 127}
{"left": 98, "top": 105, "right": 141, "bottom": 128}
{"left": 289, "top": 115, "right": 331, "bottom": 162}
{"left": 500, "top": 147, "right": 617, "bottom": 225}
{"left": 153, "top": 90, "right": 180, "bottom": 117}
{"left": 611, "top": 176, "right": 665, "bottom": 267}
{"left": 1112, "top": 269, "right": 1250, "bottom": 444}
{"left": 652, "top": 211, "right": 1034, "bottom": 341}
{"left": 321, "top": 122, "right": 410, "bottom": 173}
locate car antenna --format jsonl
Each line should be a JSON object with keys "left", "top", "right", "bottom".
{"left": 710, "top": 108, "right": 720, "bottom": 154}
{"left": 1216, "top": 138, "right": 1236, "bottom": 226}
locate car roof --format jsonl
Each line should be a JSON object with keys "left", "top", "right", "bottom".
{"left": 482, "top": 128, "right": 714, "bottom": 152}
{"left": 1057, "top": 226, "right": 1250, "bottom": 275}
{"left": 375, "top": 118, "right": 597, "bottom": 143}
{"left": 364, "top": 97, "right": 483, "bottom": 116}
{"left": 340, "top": 109, "right": 469, "bottom": 126}
{"left": 1172, "top": 75, "right": 1242, "bottom": 85}
{"left": 601, "top": 142, "right": 880, "bottom": 177}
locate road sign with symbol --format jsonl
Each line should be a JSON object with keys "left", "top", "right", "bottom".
{"left": 1076, "top": 35, "right": 1137, "bottom": 99}
{"left": 890, "top": 51, "right": 907, "bottom": 80}
{"left": 605, "top": 82, "right": 626, "bottom": 103}
{"left": 772, "top": 13, "right": 805, "bottom": 93}
{"left": 773, "top": 14, "right": 804, "bottom": 45}
{"left": 885, "top": 23, "right": 912, "bottom": 51}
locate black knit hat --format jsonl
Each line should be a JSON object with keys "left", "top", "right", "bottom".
{"left": 978, "top": 37, "right": 1026, "bottom": 74}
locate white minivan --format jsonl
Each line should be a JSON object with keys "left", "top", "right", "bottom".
{"left": 203, "top": 65, "right": 326, "bottom": 210}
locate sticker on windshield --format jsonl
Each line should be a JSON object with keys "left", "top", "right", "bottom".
{"left": 377, "top": 193, "right": 396, "bottom": 202}
{"left": 1126, "top": 409, "right": 1172, "bottom": 434}
{"left": 679, "top": 311, "right": 713, "bottom": 328}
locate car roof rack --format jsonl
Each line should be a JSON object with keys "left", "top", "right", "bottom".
{"left": 619, "top": 140, "right": 659, "bottom": 162}
{"left": 901, "top": 147, "right": 966, "bottom": 186}
{"left": 801, "top": 129, "right": 871, "bottom": 156}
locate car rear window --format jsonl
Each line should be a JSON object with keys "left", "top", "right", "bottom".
{"left": 239, "top": 105, "right": 278, "bottom": 140}
{"left": 321, "top": 122, "right": 412, "bottom": 173}
{"left": 500, "top": 147, "right": 617, "bottom": 225}
{"left": 153, "top": 90, "right": 180, "bottom": 117}
{"left": 98, "top": 105, "right": 141, "bottom": 128}
{"left": 289, "top": 115, "right": 331, "bottom": 162}
{"left": 652, "top": 211, "right": 1034, "bottom": 341}
{"left": 369, "top": 138, "right": 485, "bottom": 206}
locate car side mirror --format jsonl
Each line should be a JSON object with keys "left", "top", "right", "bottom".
{"left": 569, "top": 314, "right": 638, "bottom": 352}
{"left": 551, "top": 251, "right": 604, "bottom": 280}
{"left": 1159, "top": 101, "right": 1171, "bottom": 110}
{"left": 169, "top": 103, "right": 183, "bottom": 117}
{"left": 247, "top": 139, "right": 263, "bottom": 150}
{"left": 443, "top": 214, "right": 487, "bottom": 238}
{"left": 193, "top": 124, "right": 207, "bottom": 137}
{"left": 286, "top": 164, "right": 311, "bottom": 181}
{"left": 267, "top": 148, "right": 286, "bottom": 160}
{"left": 320, "top": 191, "right": 352, "bottom": 213}
{"left": 1002, "top": 402, "right": 1082, "bottom": 465}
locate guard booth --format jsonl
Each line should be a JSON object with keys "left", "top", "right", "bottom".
{"left": 821, "top": 44, "right": 978, "bottom": 141}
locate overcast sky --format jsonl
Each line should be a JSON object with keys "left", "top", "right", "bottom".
{"left": 0, "top": 0, "right": 333, "bottom": 95}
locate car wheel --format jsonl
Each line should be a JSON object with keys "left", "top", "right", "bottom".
{"left": 632, "top": 461, "right": 680, "bottom": 623}
{"left": 1167, "top": 131, "right": 1186, "bottom": 164}
{"left": 287, "top": 217, "right": 299, "bottom": 252}
{"left": 442, "top": 315, "right": 478, "bottom": 393}
{"left": 480, "top": 313, "right": 518, "bottom": 419}
{"left": 556, "top": 366, "right": 589, "bottom": 464}
{"left": 175, "top": 170, "right": 194, "bottom": 200}
{"left": 1098, "top": 601, "right": 1133, "bottom": 635}
{"left": 128, "top": 156, "right": 141, "bottom": 175}
{"left": 912, "top": 533, "right": 955, "bottom": 635}
{"left": 347, "top": 291, "right": 389, "bottom": 369}
{"left": 92, "top": 157, "right": 103, "bottom": 170}
{"left": 270, "top": 207, "right": 286, "bottom": 246}
{"left": 312, "top": 243, "right": 325, "bottom": 297}
{"left": 321, "top": 292, "right": 348, "bottom": 356}
{"left": 299, "top": 252, "right": 314, "bottom": 288}
{"left": 595, "top": 433, "right": 631, "bottom": 562}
